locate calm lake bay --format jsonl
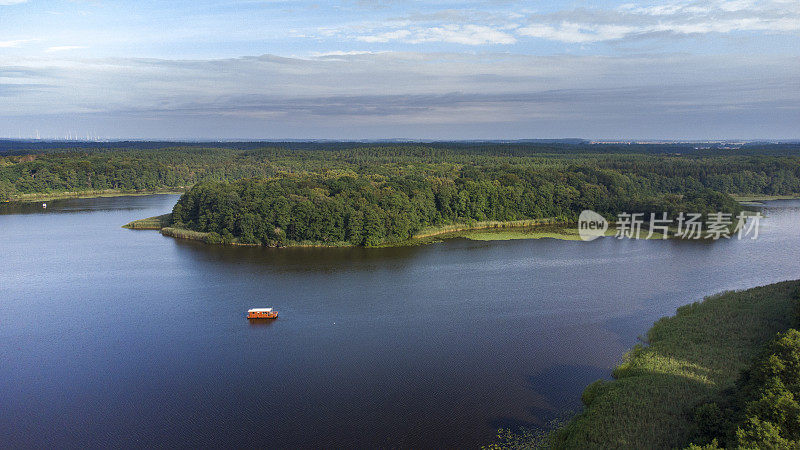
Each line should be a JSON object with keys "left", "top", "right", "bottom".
{"left": 2, "top": 195, "right": 799, "bottom": 448}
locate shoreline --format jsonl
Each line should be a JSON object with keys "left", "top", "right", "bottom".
{"left": 7, "top": 189, "right": 186, "bottom": 203}
{"left": 539, "top": 280, "right": 800, "bottom": 448}
{"left": 122, "top": 214, "right": 173, "bottom": 230}
{"left": 113, "top": 194, "right": 773, "bottom": 248}
{"left": 124, "top": 216, "right": 674, "bottom": 247}
{"left": 733, "top": 194, "right": 800, "bottom": 202}
{"left": 411, "top": 218, "right": 566, "bottom": 239}
{"left": 124, "top": 215, "right": 587, "bottom": 247}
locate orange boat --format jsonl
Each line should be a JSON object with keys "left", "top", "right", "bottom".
{"left": 247, "top": 308, "right": 278, "bottom": 319}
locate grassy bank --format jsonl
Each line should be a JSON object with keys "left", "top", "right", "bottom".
{"left": 160, "top": 226, "right": 214, "bottom": 242}
{"left": 123, "top": 214, "right": 172, "bottom": 230}
{"left": 9, "top": 188, "right": 185, "bottom": 203}
{"left": 121, "top": 217, "right": 216, "bottom": 243}
{"left": 733, "top": 194, "right": 800, "bottom": 202}
{"left": 412, "top": 219, "right": 565, "bottom": 239}
{"left": 541, "top": 280, "right": 800, "bottom": 449}
{"left": 154, "top": 222, "right": 571, "bottom": 247}
{"left": 455, "top": 225, "right": 673, "bottom": 241}
{"left": 427, "top": 225, "right": 588, "bottom": 242}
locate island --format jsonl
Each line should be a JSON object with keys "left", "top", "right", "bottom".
{"left": 123, "top": 171, "right": 742, "bottom": 247}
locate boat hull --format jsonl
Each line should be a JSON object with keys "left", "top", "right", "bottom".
{"left": 247, "top": 312, "right": 278, "bottom": 319}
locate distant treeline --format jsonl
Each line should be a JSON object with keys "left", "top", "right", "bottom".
{"left": 2, "top": 144, "right": 800, "bottom": 203}
{"left": 1, "top": 144, "right": 798, "bottom": 245}
{"left": 2, "top": 140, "right": 800, "bottom": 156}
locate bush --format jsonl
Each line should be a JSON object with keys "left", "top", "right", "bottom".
{"left": 693, "top": 403, "right": 733, "bottom": 444}
{"left": 688, "top": 328, "right": 800, "bottom": 448}
{"left": 204, "top": 232, "right": 223, "bottom": 244}
{"left": 580, "top": 380, "right": 607, "bottom": 407}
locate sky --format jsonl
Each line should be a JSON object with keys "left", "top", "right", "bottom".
{"left": 0, "top": 0, "right": 798, "bottom": 140}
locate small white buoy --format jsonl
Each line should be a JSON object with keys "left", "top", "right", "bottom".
{"left": 42, "top": 203, "right": 47, "bottom": 209}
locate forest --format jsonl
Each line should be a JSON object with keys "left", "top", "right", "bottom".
{"left": 2, "top": 143, "right": 799, "bottom": 246}
{"left": 2, "top": 144, "right": 800, "bottom": 200}
{"left": 170, "top": 171, "right": 742, "bottom": 247}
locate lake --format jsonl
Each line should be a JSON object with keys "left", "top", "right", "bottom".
{"left": 2, "top": 195, "right": 799, "bottom": 448}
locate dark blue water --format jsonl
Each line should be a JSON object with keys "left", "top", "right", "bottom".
{"left": 2, "top": 195, "right": 799, "bottom": 448}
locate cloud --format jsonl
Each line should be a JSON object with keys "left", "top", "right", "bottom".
{"left": 2, "top": 52, "right": 796, "bottom": 117}
{"left": 324, "top": 0, "right": 800, "bottom": 46}
{"left": 0, "top": 39, "right": 31, "bottom": 48}
{"left": 517, "top": 23, "right": 633, "bottom": 44}
{"left": 355, "top": 25, "right": 516, "bottom": 45}
{"left": 409, "top": 25, "right": 516, "bottom": 45}
{"left": 0, "top": 83, "right": 51, "bottom": 97}
{"left": 357, "top": 29, "right": 412, "bottom": 43}
{"left": 0, "top": 1, "right": 797, "bottom": 138}
{"left": 45, "top": 46, "right": 88, "bottom": 52}
{"left": 0, "top": 51, "right": 797, "bottom": 138}
{"left": 0, "top": 0, "right": 27, "bottom": 5}
{"left": 518, "top": 0, "right": 800, "bottom": 43}
{"left": 309, "top": 50, "right": 388, "bottom": 57}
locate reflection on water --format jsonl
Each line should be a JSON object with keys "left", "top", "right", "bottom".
{"left": 1, "top": 196, "right": 799, "bottom": 448}
{"left": 247, "top": 318, "right": 278, "bottom": 328}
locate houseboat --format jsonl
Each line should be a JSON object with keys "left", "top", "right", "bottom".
{"left": 247, "top": 308, "right": 278, "bottom": 319}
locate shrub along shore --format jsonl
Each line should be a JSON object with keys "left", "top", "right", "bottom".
{"left": 124, "top": 214, "right": 589, "bottom": 247}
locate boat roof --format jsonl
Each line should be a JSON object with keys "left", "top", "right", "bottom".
{"left": 248, "top": 308, "right": 273, "bottom": 312}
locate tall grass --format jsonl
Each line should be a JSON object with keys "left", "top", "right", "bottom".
{"left": 122, "top": 214, "right": 172, "bottom": 230}
{"left": 413, "top": 218, "right": 566, "bottom": 239}
{"left": 494, "top": 281, "right": 800, "bottom": 449}
{"left": 160, "top": 226, "right": 209, "bottom": 241}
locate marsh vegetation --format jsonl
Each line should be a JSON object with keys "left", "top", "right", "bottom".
{"left": 490, "top": 281, "right": 800, "bottom": 449}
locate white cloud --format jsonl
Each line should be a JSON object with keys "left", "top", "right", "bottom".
{"left": 45, "top": 46, "right": 88, "bottom": 52}
{"left": 519, "top": 0, "right": 800, "bottom": 43}
{"left": 309, "top": 50, "right": 388, "bottom": 57}
{"left": 2, "top": 52, "right": 796, "bottom": 116}
{"left": 0, "top": 39, "right": 30, "bottom": 48}
{"left": 0, "top": 0, "right": 28, "bottom": 5}
{"left": 1, "top": 52, "right": 797, "bottom": 138}
{"left": 310, "top": 0, "right": 800, "bottom": 47}
{"left": 357, "top": 29, "right": 412, "bottom": 43}
{"left": 356, "top": 25, "right": 515, "bottom": 45}
{"left": 518, "top": 23, "right": 636, "bottom": 44}
{"left": 410, "top": 25, "right": 516, "bottom": 45}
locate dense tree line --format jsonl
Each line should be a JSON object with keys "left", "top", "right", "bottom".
{"left": 0, "top": 144, "right": 795, "bottom": 245}
{"left": 4, "top": 140, "right": 800, "bottom": 157}
{"left": 1, "top": 144, "right": 800, "bottom": 203}
{"left": 171, "top": 166, "right": 743, "bottom": 247}
{"left": 0, "top": 148, "right": 281, "bottom": 200}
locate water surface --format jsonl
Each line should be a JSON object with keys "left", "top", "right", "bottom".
{"left": 2, "top": 196, "right": 799, "bottom": 448}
